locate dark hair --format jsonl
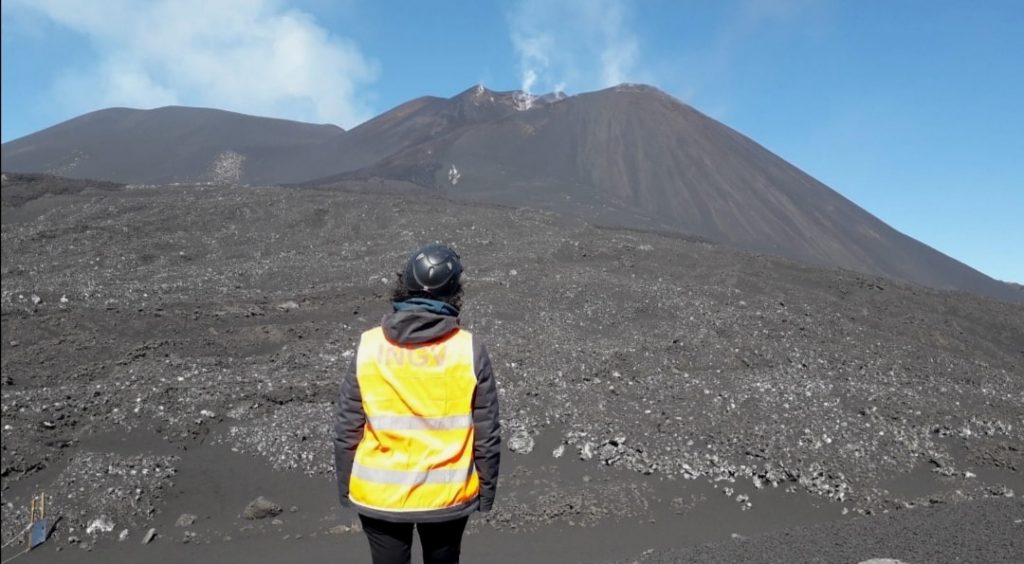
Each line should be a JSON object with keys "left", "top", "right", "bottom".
{"left": 390, "top": 271, "right": 463, "bottom": 311}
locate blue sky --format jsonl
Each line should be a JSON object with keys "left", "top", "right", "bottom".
{"left": 2, "top": 0, "right": 1022, "bottom": 282}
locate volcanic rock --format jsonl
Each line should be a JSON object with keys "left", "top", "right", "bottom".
{"left": 508, "top": 429, "right": 535, "bottom": 454}
{"left": 86, "top": 515, "right": 114, "bottom": 535}
{"left": 174, "top": 513, "right": 196, "bottom": 527}
{"left": 243, "top": 496, "right": 283, "bottom": 520}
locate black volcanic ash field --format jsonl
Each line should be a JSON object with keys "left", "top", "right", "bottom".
{"left": 2, "top": 176, "right": 1022, "bottom": 562}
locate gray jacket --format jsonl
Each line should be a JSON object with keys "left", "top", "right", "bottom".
{"left": 333, "top": 307, "right": 501, "bottom": 523}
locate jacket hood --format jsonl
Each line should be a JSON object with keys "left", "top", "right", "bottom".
{"left": 382, "top": 307, "right": 459, "bottom": 345}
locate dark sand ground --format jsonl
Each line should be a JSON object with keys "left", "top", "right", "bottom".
{"left": 6, "top": 432, "right": 1021, "bottom": 563}
{"left": 2, "top": 177, "right": 1022, "bottom": 562}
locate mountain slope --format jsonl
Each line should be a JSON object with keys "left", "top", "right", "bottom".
{"left": 271, "top": 85, "right": 569, "bottom": 183}
{"left": 0, "top": 106, "right": 344, "bottom": 184}
{"left": 317, "top": 85, "right": 1019, "bottom": 302}
{"left": 0, "top": 87, "right": 572, "bottom": 186}
{"left": 2, "top": 86, "right": 1018, "bottom": 301}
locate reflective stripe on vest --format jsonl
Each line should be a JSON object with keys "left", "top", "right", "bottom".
{"left": 367, "top": 414, "right": 474, "bottom": 431}
{"left": 349, "top": 326, "right": 479, "bottom": 512}
{"left": 352, "top": 464, "right": 475, "bottom": 486}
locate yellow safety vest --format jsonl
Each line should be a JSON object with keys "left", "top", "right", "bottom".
{"left": 349, "top": 326, "right": 480, "bottom": 513}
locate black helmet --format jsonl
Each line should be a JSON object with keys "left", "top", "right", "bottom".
{"left": 404, "top": 244, "right": 463, "bottom": 297}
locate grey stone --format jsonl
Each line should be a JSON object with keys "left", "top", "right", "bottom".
{"left": 86, "top": 515, "right": 114, "bottom": 535}
{"left": 243, "top": 496, "right": 282, "bottom": 520}
{"left": 508, "top": 430, "right": 535, "bottom": 454}
{"left": 175, "top": 513, "right": 197, "bottom": 527}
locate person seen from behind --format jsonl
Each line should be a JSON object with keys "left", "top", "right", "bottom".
{"left": 334, "top": 243, "right": 501, "bottom": 564}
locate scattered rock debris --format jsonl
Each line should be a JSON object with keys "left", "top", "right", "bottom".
{"left": 1, "top": 180, "right": 1022, "bottom": 559}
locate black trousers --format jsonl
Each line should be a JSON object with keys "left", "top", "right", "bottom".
{"left": 359, "top": 514, "right": 469, "bottom": 564}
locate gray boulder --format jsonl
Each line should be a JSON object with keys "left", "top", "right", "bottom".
{"left": 243, "top": 496, "right": 283, "bottom": 520}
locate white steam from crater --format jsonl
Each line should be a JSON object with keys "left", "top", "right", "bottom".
{"left": 508, "top": 0, "right": 642, "bottom": 97}
{"left": 521, "top": 68, "right": 539, "bottom": 95}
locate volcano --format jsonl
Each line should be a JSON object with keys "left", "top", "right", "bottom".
{"left": 2, "top": 84, "right": 1018, "bottom": 302}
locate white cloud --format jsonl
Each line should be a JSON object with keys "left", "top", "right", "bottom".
{"left": 508, "top": 0, "right": 644, "bottom": 95}
{"left": 4, "top": 0, "right": 378, "bottom": 127}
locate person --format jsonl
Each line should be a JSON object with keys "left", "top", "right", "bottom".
{"left": 334, "top": 243, "right": 501, "bottom": 564}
